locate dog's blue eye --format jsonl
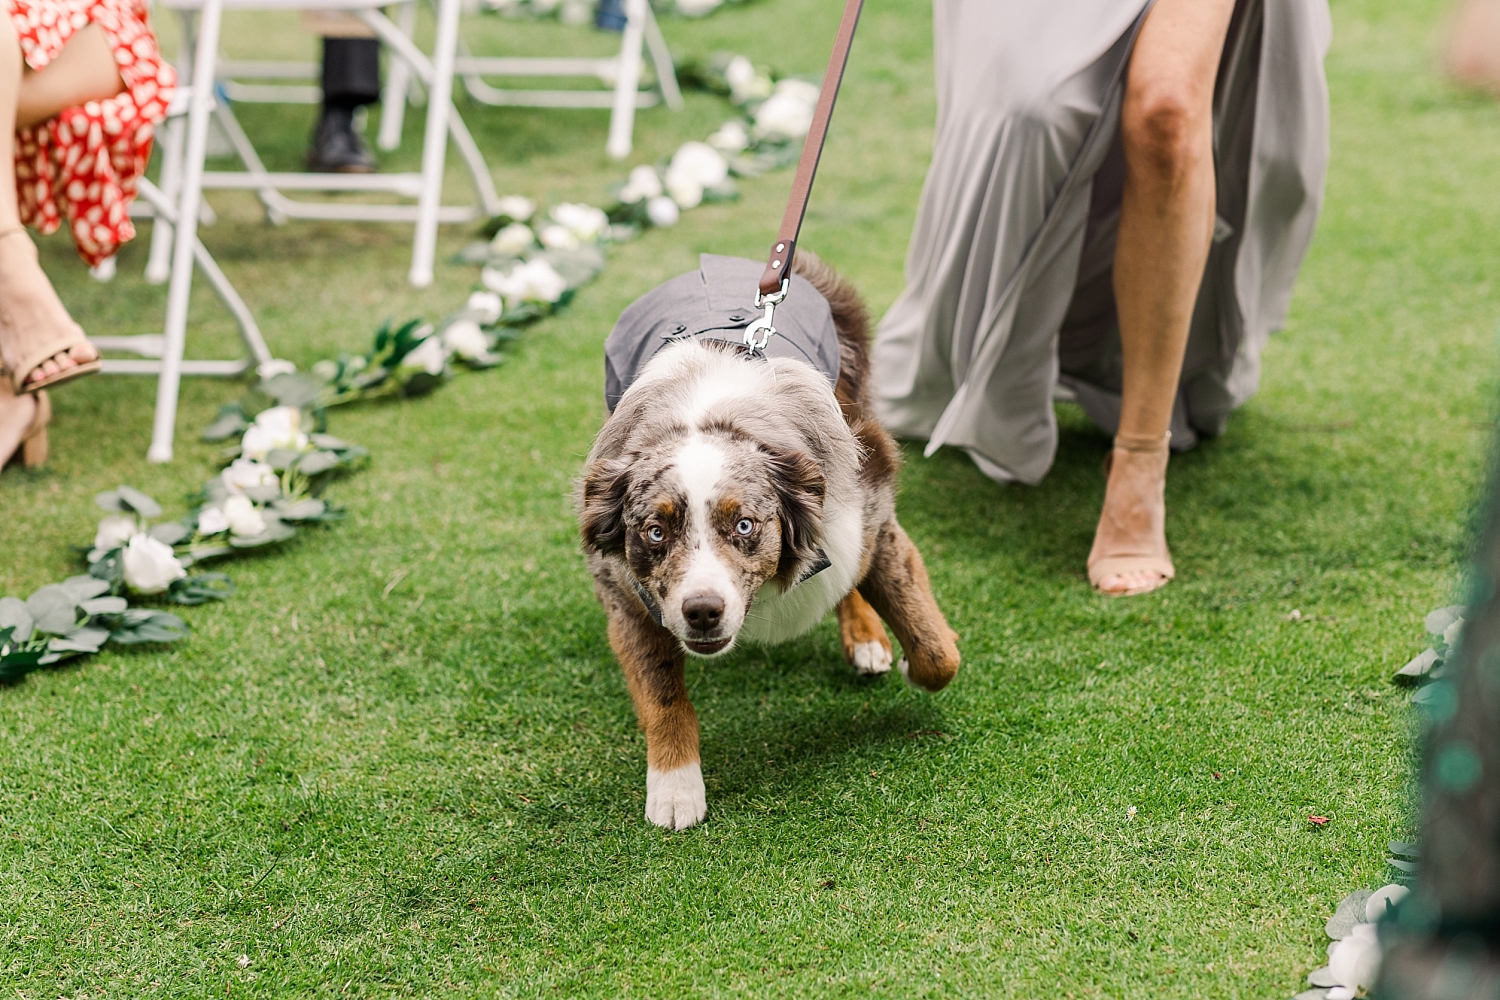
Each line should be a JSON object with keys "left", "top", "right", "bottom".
{"left": 735, "top": 518, "right": 755, "bottom": 536}
{"left": 646, "top": 525, "right": 665, "bottom": 543}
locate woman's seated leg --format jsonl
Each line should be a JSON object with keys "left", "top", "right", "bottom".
{"left": 0, "top": 19, "right": 124, "bottom": 390}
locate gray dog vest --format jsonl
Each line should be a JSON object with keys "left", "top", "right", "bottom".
{"left": 603, "top": 254, "right": 841, "bottom": 413}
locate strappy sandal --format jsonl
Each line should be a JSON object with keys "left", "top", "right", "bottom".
{"left": 0, "top": 227, "right": 101, "bottom": 394}
{"left": 1087, "top": 430, "right": 1175, "bottom": 597}
{"left": 2, "top": 389, "right": 51, "bottom": 471}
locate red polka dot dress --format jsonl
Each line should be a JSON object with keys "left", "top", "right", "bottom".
{"left": 9, "top": 0, "right": 175, "bottom": 266}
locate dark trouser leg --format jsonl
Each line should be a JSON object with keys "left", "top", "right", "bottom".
{"left": 309, "top": 37, "right": 381, "bottom": 172}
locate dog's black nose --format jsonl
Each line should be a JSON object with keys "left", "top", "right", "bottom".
{"left": 681, "top": 594, "right": 725, "bottom": 632}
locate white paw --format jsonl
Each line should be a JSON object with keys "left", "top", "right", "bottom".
{"left": 851, "top": 640, "right": 893, "bottom": 676}
{"left": 897, "top": 657, "right": 918, "bottom": 687}
{"left": 645, "top": 762, "right": 707, "bottom": 830}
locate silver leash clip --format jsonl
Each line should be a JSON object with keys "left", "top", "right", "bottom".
{"left": 743, "top": 278, "right": 789, "bottom": 355}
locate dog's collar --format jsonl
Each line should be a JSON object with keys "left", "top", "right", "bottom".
{"left": 623, "top": 547, "right": 830, "bottom": 629}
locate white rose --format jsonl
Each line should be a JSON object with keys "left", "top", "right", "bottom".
{"left": 256, "top": 358, "right": 297, "bottom": 378}
{"left": 442, "top": 319, "right": 491, "bottom": 360}
{"left": 221, "top": 457, "right": 278, "bottom": 495}
{"left": 495, "top": 195, "right": 536, "bottom": 222}
{"left": 222, "top": 495, "right": 267, "bottom": 538}
{"left": 1365, "top": 883, "right": 1410, "bottom": 922}
{"left": 241, "top": 406, "right": 308, "bottom": 461}
{"left": 399, "top": 335, "right": 448, "bottom": 376}
{"left": 665, "top": 172, "right": 703, "bottom": 210}
{"left": 489, "top": 222, "right": 536, "bottom": 258}
{"left": 94, "top": 514, "right": 138, "bottom": 551}
{"left": 482, "top": 259, "right": 568, "bottom": 306}
{"left": 551, "top": 202, "right": 610, "bottom": 242}
{"left": 708, "top": 119, "right": 750, "bottom": 153}
{"left": 619, "top": 165, "right": 664, "bottom": 204}
{"left": 725, "top": 55, "right": 758, "bottom": 101}
{"left": 538, "top": 224, "right": 580, "bottom": 251}
{"left": 466, "top": 290, "right": 503, "bottom": 324}
{"left": 646, "top": 196, "right": 680, "bottom": 228}
{"left": 755, "top": 90, "right": 817, "bottom": 139}
{"left": 676, "top": 0, "right": 722, "bottom": 14}
{"left": 1327, "top": 922, "right": 1381, "bottom": 999}
{"left": 196, "top": 506, "right": 230, "bottom": 536}
{"left": 121, "top": 533, "right": 187, "bottom": 595}
{"left": 669, "top": 142, "right": 729, "bottom": 188}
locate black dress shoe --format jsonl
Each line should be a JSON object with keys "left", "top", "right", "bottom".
{"left": 307, "top": 106, "right": 376, "bottom": 173}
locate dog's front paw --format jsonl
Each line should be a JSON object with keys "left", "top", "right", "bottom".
{"left": 645, "top": 762, "right": 707, "bottom": 830}
{"left": 851, "top": 640, "right": 893, "bottom": 676}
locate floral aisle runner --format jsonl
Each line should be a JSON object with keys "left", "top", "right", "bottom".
{"left": 0, "top": 53, "right": 815, "bottom": 681}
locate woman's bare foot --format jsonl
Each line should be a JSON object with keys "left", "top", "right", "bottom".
{"left": 0, "top": 380, "right": 40, "bottom": 468}
{"left": 0, "top": 229, "right": 98, "bottom": 390}
{"left": 1087, "top": 433, "right": 1175, "bottom": 597}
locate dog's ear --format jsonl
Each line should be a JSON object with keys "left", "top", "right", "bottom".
{"left": 579, "top": 456, "right": 633, "bottom": 555}
{"left": 767, "top": 448, "right": 826, "bottom": 585}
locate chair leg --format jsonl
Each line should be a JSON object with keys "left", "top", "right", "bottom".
{"left": 409, "top": 0, "right": 461, "bottom": 287}
{"left": 146, "top": 101, "right": 186, "bottom": 284}
{"left": 149, "top": 0, "right": 222, "bottom": 464}
{"left": 643, "top": 6, "right": 682, "bottom": 111}
{"left": 377, "top": 0, "right": 417, "bottom": 151}
{"left": 606, "top": 0, "right": 648, "bottom": 159}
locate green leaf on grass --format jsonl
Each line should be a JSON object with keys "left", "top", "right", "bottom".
{"left": 149, "top": 522, "right": 192, "bottom": 546}
{"left": 261, "top": 372, "right": 325, "bottom": 409}
{"left": 26, "top": 586, "right": 80, "bottom": 635}
{"left": 202, "top": 403, "right": 249, "bottom": 442}
{"left": 110, "top": 610, "right": 189, "bottom": 645}
{"left": 242, "top": 484, "right": 283, "bottom": 504}
{"left": 61, "top": 576, "right": 111, "bottom": 602}
{"left": 0, "top": 597, "right": 34, "bottom": 643}
{"left": 294, "top": 451, "right": 340, "bottom": 477}
{"left": 49, "top": 626, "right": 110, "bottom": 654}
{"left": 168, "top": 574, "right": 234, "bottom": 606}
{"left": 115, "top": 486, "right": 163, "bottom": 519}
{"left": 228, "top": 520, "right": 298, "bottom": 549}
{"left": 276, "top": 498, "right": 326, "bottom": 521}
{"left": 79, "top": 596, "right": 129, "bottom": 616}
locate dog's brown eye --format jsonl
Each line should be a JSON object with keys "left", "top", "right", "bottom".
{"left": 735, "top": 518, "right": 755, "bottom": 537}
{"left": 646, "top": 525, "right": 666, "bottom": 544}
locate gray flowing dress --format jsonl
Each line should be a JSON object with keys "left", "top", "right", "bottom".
{"left": 871, "top": 0, "right": 1332, "bottom": 484}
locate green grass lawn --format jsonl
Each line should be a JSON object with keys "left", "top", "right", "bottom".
{"left": 0, "top": 0, "right": 1491, "bottom": 994}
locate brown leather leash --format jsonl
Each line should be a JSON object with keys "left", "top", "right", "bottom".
{"left": 743, "top": 0, "right": 867, "bottom": 353}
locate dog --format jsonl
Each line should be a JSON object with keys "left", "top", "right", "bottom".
{"left": 577, "top": 251, "right": 960, "bottom": 830}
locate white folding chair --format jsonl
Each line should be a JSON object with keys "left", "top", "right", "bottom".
{"left": 376, "top": 0, "right": 681, "bottom": 160}
{"left": 149, "top": 0, "right": 501, "bottom": 291}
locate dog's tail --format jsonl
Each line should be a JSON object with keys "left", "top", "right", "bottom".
{"left": 792, "top": 250, "right": 871, "bottom": 407}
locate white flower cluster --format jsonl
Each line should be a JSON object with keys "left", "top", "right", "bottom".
{"left": 240, "top": 404, "right": 308, "bottom": 462}
{"left": 93, "top": 515, "right": 187, "bottom": 595}
{"left": 1317, "top": 884, "right": 1409, "bottom": 999}
{"left": 482, "top": 257, "right": 570, "bottom": 308}
{"left": 754, "top": 78, "right": 820, "bottom": 140}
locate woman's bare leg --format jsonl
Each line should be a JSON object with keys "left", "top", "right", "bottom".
{"left": 0, "top": 21, "right": 124, "bottom": 390}
{"left": 1088, "top": 0, "right": 1235, "bottom": 595}
{"left": 0, "top": 15, "right": 38, "bottom": 441}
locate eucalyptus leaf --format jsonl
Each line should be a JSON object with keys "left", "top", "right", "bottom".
{"left": 228, "top": 520, "right": 298, "bottom": 549}
{"left": 79, "top": 596, "right": 129, "bottom": 616}
{"left": 294, "top": 451, "right": 340, "bottom": 477}
{"left": 1388, "top": 858, "right": 1418, "bottom": 873}
{"left": 242, "top": 484, "right": 283, "bottom": 504}
{"left": 276, "top": 498, "right": 326, "bottom": 521}
{"left": 95, "top": 489, "right": 127, "bottom": 512}
{"left": 115, "top": 485, "right": 163, "bottom": 519}
{"left": 266, "top": 448, "right": 305, "bottom": 472}
{"left": 309, "top": 433, "right": 352, "bottom": 450}
{"left": 1389, "top": 840, "right": 1420, "bottom": 858}
{"left": 60, "top": 575, "right": 111, "bottom": 602}
{"left": 1425, "top": 605, "right": 1465, "bottom": 636}
{"left": 25, "top": 586, "right": 80, "bottom": 635}
{"left": 0, "top": 597, "right": 34, "bottom": 643}
{"left": 202, "top": 478, "right": 231, "bottom": 505}
{"left": 168, "top": 574, "right": 234, "bottom": 606}
{"left": 185, "top": 545, "right": 235, "bottom": 564}
{"left": 49, "top": 626, "right": 110, "bottom": 654}
{"left": 261, "top": 372, "right": 325, "bottom": 409}
{"left": 149, "top": 522, "right": 192, "bottom": 546}
{"left": 1307, "top": 966, "right": 1340, "bottom": 988}
{"left": 202, "top": 404, "right": 249, "bottom": 442}
{"left": 1325, "top": 889, "right": 1371, "bottom": 940}
{"left": 1395, "top": 647, "right": 1438, "bottom": 681}
{"left": 110, "top": 611, "right": 189, "bottom": 645}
